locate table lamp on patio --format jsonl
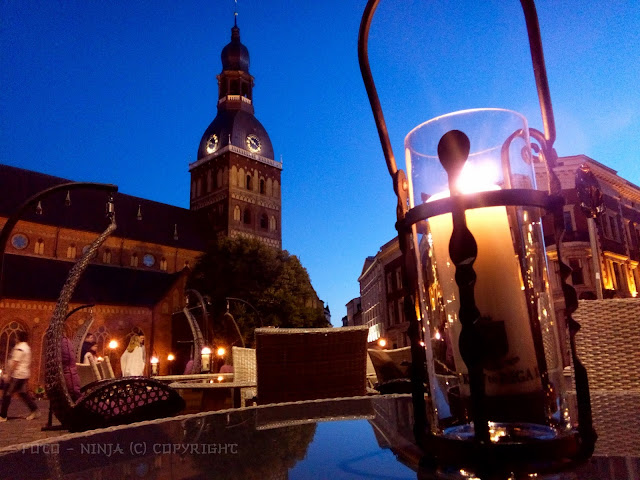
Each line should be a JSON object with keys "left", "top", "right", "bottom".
{"left": 150, "top": 355, "right": 159, "bottom": 376}
{"left": 201, "top": 347, "right": 212, "bottom": 373}
{"left": 358, "top": 0, "right": 596, "bottom": 474}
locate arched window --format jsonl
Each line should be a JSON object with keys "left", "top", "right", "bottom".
{"left": 206, "top": 170, "right": 213, "bottom": 192}
{"left": 0, "top": 321, "right": 27, "bottom": 370}
{"left": 130, "top": 253, "right": 139, "bottom": 267}
{"left": 266, "top": 178, "right": 273, "bottom": 196}
{"left": 269, "top": 216, "right": 277, "bottom": 232}
{"left": 217, "top": 169, "right": 223, "bottom": 188}
{"left": 243, "top": 208, "right": 251, "bottom": 225}
{"left": 246, "top": 174, "right": 252, "bottom": 190}
{"left": 238, "top": 168, "right": 245, "bottom": 187}
{"left": 230, "top": 166, "right": 238, "bottom": 187}
{"left": 191, "top": 180, "right": 196, "bottom": 199}
{"left": 259, "top": 178, "right": 265, "bottom": 194}
{"left": 260, "top": 214, "right": 268, "bottom": 229}
{"left": 196, "top": 178, "right": 202, "bottom": 197}
{"left": 233, "top": 205, "right": 241, "bottom": 222}
{"left": 35, "top": 239, "right": 44, "bottom": 255}
{"left": 94, "top": 325, "right": 110, "bottom": 357}
{"left": 160, "top": 258, "right": 168, "bottom": 271}
{"left": 102, "top": 249, "right": 111, "bottom": 264}
{"left": 66, "top": 244, "right": 77, "bottom": 259}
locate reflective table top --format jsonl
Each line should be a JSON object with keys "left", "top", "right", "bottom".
{"left": 0, "top": 393, "right": 637, "bottom": 480}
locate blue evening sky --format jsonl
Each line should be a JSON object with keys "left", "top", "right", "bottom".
{"left": 2, "top": 1, "right": 639, "bottom": 325}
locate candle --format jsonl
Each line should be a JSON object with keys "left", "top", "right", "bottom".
{"left": 150, "top": 356, "right": 159, "bottom": 376}
{"left": 427, "top": 191, "right": 542, "bottom": 398}
{"left": 201, "top": 347, "right": 212, "bottom": 373}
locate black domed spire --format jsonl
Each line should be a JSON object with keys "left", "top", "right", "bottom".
{"left": 221, "top": 22, "right": 249, "bottom": 72}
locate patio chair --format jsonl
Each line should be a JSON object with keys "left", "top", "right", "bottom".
{"left": 76, "top": 361, "right": 101, "bottom": 389}
{"left": 44, "top": 213, "right": 184, "bottom": 432}
{"left": 255, "top": 326, "right": 369, "bottom": 405}
{"left": 97, "top": 357, "right": 115, "bottom": 379}
{"left": 232, "top": 346, "right": 257, "bottom": 406}
{"left": 367, "top": 346, "right": 414, "bottom": 394}
{"left": 571, "top": 299, "right": 640, "bottom": 457}
{"left": 366, "top": 353, "right": 378, "bottom": 391}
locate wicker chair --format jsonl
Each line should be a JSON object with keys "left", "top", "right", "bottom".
{"left": 255, "top": 326, "right": 369, "bottom": 405}
{"left": 76, "top": 361, "right": 101, "bottom": 389}
{"left": 366, "top": 353, "right": 378, "bottom": 391}
{"left": 232, "top": 346, "right": 257, "bottom": 406}
{"left": 44, "top": 214, "right": 184, "bottom": 432}
{"left": 97, "top": 357, "right": 115, "bottom": 379}
{"left": 572, "top": 299, "right": 640, "bottom": 457}
{"left": 367, "top": 346, "right": 414, "bottom": 394}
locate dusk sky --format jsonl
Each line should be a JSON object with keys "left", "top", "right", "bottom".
{"left": 2, "top": 1, "right": 639, "bottom": 325}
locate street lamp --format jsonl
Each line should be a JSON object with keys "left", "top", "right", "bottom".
{"left": 358, "top": 0, "right": 595, "bottom": 472}
{"left": 576, "top": 164, "right": 605, "bottom": 299}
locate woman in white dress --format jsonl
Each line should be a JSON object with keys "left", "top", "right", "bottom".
{"left": 120, "top": 335, "right": 145, "bottom": 376}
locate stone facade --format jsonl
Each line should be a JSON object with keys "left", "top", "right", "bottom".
{"left": 357, "top": 238, "right": 402, "bottom": 345}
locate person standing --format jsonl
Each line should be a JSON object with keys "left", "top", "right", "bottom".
{"left": 120, "top": 335, "right": 144, "bottom": 377}
{"left": 0, "top": 331, "right": 39, "bottom": 421}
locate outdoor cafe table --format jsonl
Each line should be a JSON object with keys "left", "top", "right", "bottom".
{"left": 153, "top": 373, "right": 234, "bottom": 384}
{"left": 0, "top": 393, "right": 637, "bottom": 479}
{"left": 168, "top": 379, "right": 256, "bottom": 412}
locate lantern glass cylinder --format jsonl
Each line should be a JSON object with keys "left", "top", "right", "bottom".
{"left": 405, "top": 108, "right": 572, "bottom": 447}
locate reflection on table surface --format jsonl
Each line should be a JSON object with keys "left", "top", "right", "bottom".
{"left": 0, "top": 393, "right": 637, "bottom": 480}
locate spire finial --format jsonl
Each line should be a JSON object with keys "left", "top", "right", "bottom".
{"left": 234, "top": 0, "right": 238, "bottom": 26}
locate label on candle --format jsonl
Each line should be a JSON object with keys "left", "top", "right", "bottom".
{"left": 428, "top": 204, "right": 543, "bottom": 396}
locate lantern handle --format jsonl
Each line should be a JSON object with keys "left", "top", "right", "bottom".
{"left": 357, "top": 0, "right": 557, "bottom": 183}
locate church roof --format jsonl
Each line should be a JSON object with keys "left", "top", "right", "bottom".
{"left": 197, "top": 109, "right": 274, "bottom": 161}
{"left": 2, "top": 253, "right": 184, "bottom": 307}
{"left": 221, "top": 24, "right": 250, "bottom": 72}
{"left": 0, "top": 164, "right": 208, "bottom": 252}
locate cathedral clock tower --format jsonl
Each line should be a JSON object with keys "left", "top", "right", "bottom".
{"left": 189, "top": 20, "right": 282, "bottom": 249}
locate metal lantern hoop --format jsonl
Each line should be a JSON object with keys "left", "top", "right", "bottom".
{"left": 358, "top": 0, "right": 596, "bottom": 471}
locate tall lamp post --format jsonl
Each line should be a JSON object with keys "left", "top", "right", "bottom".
{"left": 358, "top": 0, "right": 595, "bottom": 473}
{"left": 576, "top": 164, "right": 605, "bottom": 299}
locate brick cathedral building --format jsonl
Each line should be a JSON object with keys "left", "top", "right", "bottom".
{"left": 0, "top": 21, "right": 294, "bottom": 383}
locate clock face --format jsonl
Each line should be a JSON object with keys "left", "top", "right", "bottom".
{"left": 246, "top": 134, "right": 261, "bottom": 153}
{"left": 143, "top": 254, "right": 155, "bottom": 267}
{"left": 11, "top": 233, "right": 28, "bottom": 250}
{"left": 206, "top": 134, "right": 219, "bottom": 154}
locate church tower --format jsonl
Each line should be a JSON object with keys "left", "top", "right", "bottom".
{"left": 189, "top": 19, "right": 282, "bottom": 249}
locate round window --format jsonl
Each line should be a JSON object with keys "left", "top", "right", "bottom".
{"left": 142, "top": 254, "right": 155, "bottom": 267}
{"left": 11, "top": 233, "right": 29, "bottom": 250}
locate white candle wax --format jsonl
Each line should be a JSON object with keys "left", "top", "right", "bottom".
{"left": 428, "top": 200, "right": 542, "bottom": 396}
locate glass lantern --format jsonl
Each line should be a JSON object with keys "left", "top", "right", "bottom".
{"left": 405, "top": 108, "right": 580, "bottom": 468}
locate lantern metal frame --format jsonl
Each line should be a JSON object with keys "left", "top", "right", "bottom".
{"left": 357, "top": 0, "right": 596, "bottom": 471}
